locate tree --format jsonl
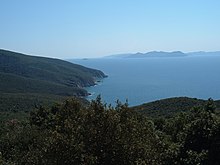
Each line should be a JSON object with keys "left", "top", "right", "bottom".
{"left": 162, "top": 99, "right": 220, "bottom": 164}
{"left": 26, "top": 97, "right": 164, "bottom": 164}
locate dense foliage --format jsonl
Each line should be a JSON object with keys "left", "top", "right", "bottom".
{"left": 0, "top": 97, "right": 220, "bottom": 164}
{"left": 154, "top": 98, "right": 220, "bottom": 164}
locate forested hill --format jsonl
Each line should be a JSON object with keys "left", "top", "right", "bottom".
{"left": 0, "top": 49, "right": 106, "bottom": 88}
{"left": 0, "top": 49, "right": 107, "bottom": 111}
{"left": 132, "top": 97, "right": 220, "bottom": 118}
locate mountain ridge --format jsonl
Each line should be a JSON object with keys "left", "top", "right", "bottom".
{"left": 0, "top": 49, "right": 107, "bottom": 88}
{"left": 105, "top": 51, "right": 220, "bottom": 58}
{"left": 0, "top": 49, "right": 107, "bottom": 111}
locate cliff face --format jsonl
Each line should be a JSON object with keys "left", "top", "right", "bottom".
{"left": 0, "top": 49, "right": 107, "bottom": 97}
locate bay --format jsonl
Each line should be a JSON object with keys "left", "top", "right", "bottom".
{"left": 71, "top": 56, "right": 220, "bottom": 106}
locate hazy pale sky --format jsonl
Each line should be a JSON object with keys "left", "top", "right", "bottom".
{"left": 1, "top": 0, "right": 220, "bottom": 58}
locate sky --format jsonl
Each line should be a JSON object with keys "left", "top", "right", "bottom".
{"left": 1, "top": 0, "right": 220, "bottom": 59}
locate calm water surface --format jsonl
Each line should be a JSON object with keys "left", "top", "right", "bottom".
{"left": 71, "top": 56, "right": 220, "bottom": 106}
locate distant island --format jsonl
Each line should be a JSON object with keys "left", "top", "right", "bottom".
{"left": 105, "top": 51, "right": 220, "bottom": 58}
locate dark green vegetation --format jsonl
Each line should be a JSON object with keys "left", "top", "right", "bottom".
{"left": 0, "top": 49, "right": 106, "bottom": 111}
{"left": 0, "top": 97, "right": 219, "bottom": 164}
{"left": 133, "top": 97, "right": 220, "bottom": 118}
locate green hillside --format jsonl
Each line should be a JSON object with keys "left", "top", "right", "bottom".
{"left": 132, "top": 97, "right": 220, "bottom": 118}
{"left": 1, "top": 97, "right": 219, "bottom": 164}
{"left": 0, "top": 49, "right": 106, "bottom": 111}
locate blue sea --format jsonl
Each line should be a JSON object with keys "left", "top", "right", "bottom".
{"left": 71, "top": 56, "right": 220, "bottom": 106}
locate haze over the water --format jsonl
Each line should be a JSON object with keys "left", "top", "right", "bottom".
{"left": 1, "top": 0, "right": 220, "bottom": 58}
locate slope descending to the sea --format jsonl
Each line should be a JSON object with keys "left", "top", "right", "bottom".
{"left": 0, "top": 49, "right": 106, "bottom": 111}
{"left": 132, "top": 97, "right": 220, "bottom": 118}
